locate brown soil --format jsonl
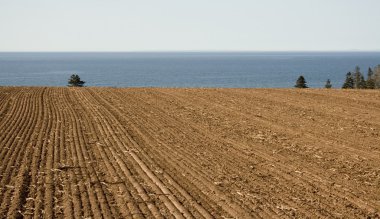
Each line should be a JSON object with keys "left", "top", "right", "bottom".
{"left": 0, "top": 87, "right": 379, "bottom": 218}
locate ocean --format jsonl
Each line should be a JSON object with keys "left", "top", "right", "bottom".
{"left": 0, "top": 52, "right": 379, "bottom": 88}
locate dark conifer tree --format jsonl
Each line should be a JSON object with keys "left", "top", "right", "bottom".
{"left": 367, "top": 67, "right": 376, "bottom": 89}
{"left": 324, "top": 79, "right": 332, "bottom": 88}
{"left": 295, "top": 75, "right": 308, "bottom": 88}
{"left": 368, "top": 67, "right": 374, "bottom": 79}
{"left": 358, "top": 75, "right": 367, "bottom": 89}
{"left": 68, "top": 74, "right": 85, "bottom": 87}
{"left": 375, "top": 65, "right": 380, "bottom": 88}
{"left": 342, "top": 72, "right": 354, "bottom": 89}
{"left": 353, "top": 66, "right": 362, "bottom": 89}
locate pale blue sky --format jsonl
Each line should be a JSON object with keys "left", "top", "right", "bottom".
{"left": 1, "top": 0, "right": 379, "bottom": 51}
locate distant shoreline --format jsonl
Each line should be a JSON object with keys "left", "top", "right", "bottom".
{"left": 1, "top": 51, "right": 380, "bottom": 53}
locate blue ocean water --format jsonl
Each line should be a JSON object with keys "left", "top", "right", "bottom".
{"left": 0, "top": 52, "right": 379, "bottom": 88}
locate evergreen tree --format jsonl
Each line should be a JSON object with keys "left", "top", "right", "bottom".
{"left": 367, "top": 67, "right": 375, "bottom": 89}
{"left": 294, "top": 75, "right": 308, "bottom": 88}
{"left": 353, "top": 66, "right": 362, "bottom": 89}
{"left": 368, "top": 67, "right": 374, "bottom": 79}
{"left": 68, "top": 74, "right": 85, "bottom": 87}
{"left": 324, "top": 79, "right": 332, "bottom": 88}
{"left": 358, "top": 75, "right": 367, "bottom": 89}
{"left": 374, "top": 65, "right": 380, "bottom": 89}
{"left": 366, "top": 78, "right": 375, "bottom": 89}
{"left": 342, "top": 72, "right": 354, "bottom": 89}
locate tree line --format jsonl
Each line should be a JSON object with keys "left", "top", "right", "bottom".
{"left": 295, "top": 65, "right": 380, "bottom": 89}
{"left": 67, "top": 65, "right": 380, "bottom": 89}
{"left": 342, "top": 65, "right": 380, "bottom": 89}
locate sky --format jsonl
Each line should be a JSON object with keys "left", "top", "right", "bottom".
{"left": 0, "top": 0, "right": 380, "bottom": 52}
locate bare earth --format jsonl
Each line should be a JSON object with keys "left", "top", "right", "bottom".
{"left": 0, "top": 87, "right": 379, "bottom": 218}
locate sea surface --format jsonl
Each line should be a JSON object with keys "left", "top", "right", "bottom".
{"left": 0, "top": 52, "right": 379, "bottom": 88}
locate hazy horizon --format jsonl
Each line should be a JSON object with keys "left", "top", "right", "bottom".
{"left": 1, "top": 50, "right": 380, "bottom": 53}
{"left": 1, "top": 0, "right": 380, "bottom": 52}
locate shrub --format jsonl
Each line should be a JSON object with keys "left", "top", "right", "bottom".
{"left": 295, "top": 76, "right": 308, "bottom": 88}
{"left": 68, "top": 74, "right": 85, "bottom": 87}
{"left": 325, "top": 79, "right": 332, "bottom": 88}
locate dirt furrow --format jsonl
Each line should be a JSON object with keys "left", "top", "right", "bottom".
{"left": 95, "top": 89, "right": 303, "bottom": 218}
{"left": 0, "top": 88, "right": 45, "bottom": 217}
{"left": 88, "top": 88, "right": 257, "bottom": 218}
{"left": 61, "top": 88, "right": 116, "bottom": 219}
{"left": 120, "top": 89, "right": 333, "bottom": 217}
{"left": 154, "top": 88, "right": 380, "bottom": 216}
{"left": 0, "top": 88, "right": 32, "bottom": 170}
{"left": 72, "top": 89, "right": 159, "bottom": 218}
{"left": 74, "top": 88, "right": 190, "bottom": 218}
{"left": 105, "top": 88, "right": 378, "bottom": 217}
{"left": 100, "top": 89, "right": 317, "bottom": 216}
{"left": 1, "top": 87, "right": 379, "bottom": 218}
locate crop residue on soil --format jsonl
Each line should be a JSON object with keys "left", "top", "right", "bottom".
{"left": 0, "top": 87, "right": 379, "bottom": 218}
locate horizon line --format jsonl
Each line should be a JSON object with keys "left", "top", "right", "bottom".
{"left": 1, "top": 50, "right": 380, "bottom": 53}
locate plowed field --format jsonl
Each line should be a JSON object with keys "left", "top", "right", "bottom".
{"left": 0, "top": 87, "right": 379, "bottom": 218}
